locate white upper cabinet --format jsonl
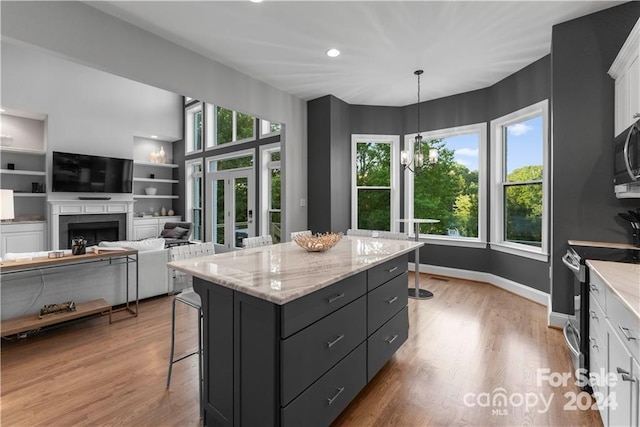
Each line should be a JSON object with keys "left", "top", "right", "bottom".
{"left": 610, "top": 18, "right": 640, "bottom": 137}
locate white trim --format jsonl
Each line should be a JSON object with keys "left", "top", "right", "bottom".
{"left": 184, "top": 158, "right": 203, "bottom": 239}
{"left": 351, "top": 134, "right": 400, "bottom": 232}
{"left": 205, "top": 148, "right": 255, "bottom": 172}
{"left": 548, "top": 293, "right": 572, "bottom": 329}
{"left": 608, "top": 17, "right": 640, "bottom": 78}
{"left": 420, "top": 236, "right": 487, "bottom": 249}
{"left": 259, "top": 143, "right": 281, "bottom": 239}
{"left": 184, "top": 102, "right": 203, "bottom": 155}
{"left": 490, "top": 100, "right": 549, "bottom": 259}
{"left": 404, "top": 122, "right": 486, "bottom": 241}
{"left": 409, "top": 262, "right": 549, "bottom": 307}
{"left": 490, "top": 242, "right": 549, "bottom": 262}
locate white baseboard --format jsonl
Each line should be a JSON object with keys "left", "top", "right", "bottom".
{"left": 409, "top": 261, "right": 550, "bottom": 309}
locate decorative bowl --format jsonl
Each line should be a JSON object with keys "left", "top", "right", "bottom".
{"left": 144, "top": 186, "right": 157, "bottom": 195}
{"left": 293, "top": 232, "right": 343, "bottom": 252}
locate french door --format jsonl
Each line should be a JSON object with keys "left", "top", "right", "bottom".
{"left": 208, "top": 168, "right": 255, "bottom": 251}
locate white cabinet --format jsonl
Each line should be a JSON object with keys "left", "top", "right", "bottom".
{"left": 0, "top": 222, "right": 46, "bottom": 257}
{"left": 589, "top": 265, "right": 640, "bottom": 427}
{"left": 132, "top": 216, "right": 182, "bottom": 240}
{"left": 610, "top": 18, "right": 640, "bottom": 137}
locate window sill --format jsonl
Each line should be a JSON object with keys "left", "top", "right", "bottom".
{"left": 415, "top": 235, "right": 487, "bottom": 249}
{"left": 490, "top": 242, "right": 548, "bottom": 262}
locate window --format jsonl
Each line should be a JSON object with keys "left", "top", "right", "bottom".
{"left": 261, "top": 120, "right": 281, "bottom": 137}
{"left": 185, "top": 158, "right": 203, "bottom": 241}
{"left": 185, "top": 103, "right": 203, "bottom": 154}
{"left": 260, "top": 144, "right": 281, "bottom": 243}
{"left": 404, "top": 123, "right": 486, "bottom": 246}
{"left": 490, "top": 100, "right": 549, "bottom": 260}
{"left": 351, "top": 135, "right": 399, "bottom": 231}
{"left": 208, "top": 106, "right": 255, "bottom": 148}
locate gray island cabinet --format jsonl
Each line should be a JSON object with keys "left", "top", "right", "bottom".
{"left": 169, "top": 237, "right": 423, "bottom": 427}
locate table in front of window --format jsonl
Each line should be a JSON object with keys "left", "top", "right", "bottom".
{"left": 397, "top": 218, "right": 439, "bottom": 300}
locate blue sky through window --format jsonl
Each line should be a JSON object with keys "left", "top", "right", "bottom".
{"left": 439, "top": 116, "right": 542, "bottom": 173}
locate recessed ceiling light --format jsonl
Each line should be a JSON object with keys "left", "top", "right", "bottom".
{"left": 151, "top": 135, "right": 158, "bottom": 139}
{"left": 326, "top": 48, "right": 340, "bottom": 58}
{"left": 250, "top": 0, "right": 263, "bottom": 3}
{"left": 0, "top": 109, "right": 5, "bottom": 113}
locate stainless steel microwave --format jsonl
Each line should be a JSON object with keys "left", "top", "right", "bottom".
{"left": 614, "top": 119, "right": 640, "bottom": 187}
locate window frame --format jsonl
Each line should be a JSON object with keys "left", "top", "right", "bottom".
{"left": 259, "top": 143, "right": 281, "bottom": 242}
{"left": 490, "top": 99, "right": 549, "bottom": 261}
{"left": 403, "top": 123, "right": 487, "bottom": 248}
{"left": 205, "top": 105, "right": 256, "bottom": 150}
{"left": 184, "top": 102, "right": 204, "bottom": 155}
{"left": 260, "top": 119, "right": 282, "bottom": 138}
{"left": 185, "top": 158, "right": 204, "bottom": 242}
{"left": 351, "top": 134, "right": 400, "bottom": 232}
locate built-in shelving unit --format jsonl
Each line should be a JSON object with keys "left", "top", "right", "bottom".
{"left": 0, "top": 169, "right": 46, "bottom": 176}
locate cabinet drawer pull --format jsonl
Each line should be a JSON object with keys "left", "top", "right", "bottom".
{"left": 385, "top": 334, "right": 398, "bottom": 344}
{"left": 589, "top": 310, "right": 597, "bottom": 319}
{"left": 326, "top": 387, "right": 345, "bottom": 405}
{"left": 634, "top": 112, "right": 640, "bottom": 119}
{"left": 387, "top": 266, "right": 399, "bottom": 273}
{"left": 386, "top": 296, "right": 398, "bottom": 304}
{"left": 589, "top": 284, "right": 599, "bottom": 292}
{"left": 617, "top": 367, "right": 636, "bottom": 382}
{"left": 327, "top": 334, "right": 344, "bottom": 348}
{"left": 589, "top": 337, "right": 598, "bottom": 349}
{"left": 619, "top": 326, "right": 637, "bottom": 341}
{"left": 327, "top": 293, "right": 345, "bottom": 304}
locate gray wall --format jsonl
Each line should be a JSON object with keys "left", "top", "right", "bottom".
{"left": 1, "top": 0, "right": 308, "bottom": 239}
{"left": 551, "top": 2, "right": 640, "bottom": 314}
{"left": 308, "top": 56, "right": 552, "bottom": 294}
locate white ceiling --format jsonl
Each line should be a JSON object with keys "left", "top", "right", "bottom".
{"left": 88, "top": 1, "right": 623, "bottom": 107}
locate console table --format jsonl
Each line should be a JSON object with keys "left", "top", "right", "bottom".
{"left": 169, "top": 236, "right": 423, "bottom": 427}
{"left": 0, "top": 248, "right": 138, "bottom": 336}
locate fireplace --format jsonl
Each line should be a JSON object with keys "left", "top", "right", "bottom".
{"left": 68, "top": 221, "right": 119, "bottom": 247}
{"left": 58, "top": 214, "right": 127, "bottom": 249}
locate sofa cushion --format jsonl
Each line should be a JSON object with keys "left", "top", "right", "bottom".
{"left": 99, "top": 238, "right": 166, "bottom": 252}
{"left": 160, "top": 226, "right": 189, "bottom": 239}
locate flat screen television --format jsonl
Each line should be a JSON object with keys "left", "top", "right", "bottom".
{"left": 52, "top": 151, "right": 133, "bottom": 193}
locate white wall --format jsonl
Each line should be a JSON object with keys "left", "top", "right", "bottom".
{"left": 1, "top": 1, "right": 308, "bottom": 237}
{"left": 1, "top": 42, "right": 182, "bottom": 159}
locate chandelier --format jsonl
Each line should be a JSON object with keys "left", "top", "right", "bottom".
{"left": 401, "top": 70, "right": 438, "bottom": 174}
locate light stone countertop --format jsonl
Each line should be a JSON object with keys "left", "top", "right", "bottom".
{"left": 569, "top": 240, "right": 640, "bottom": 250}
{"left": 168, "top": 236, "right": 423, "bottom": 305}
{"left": 587, "top": 260, "right": 640, "bottom": 320}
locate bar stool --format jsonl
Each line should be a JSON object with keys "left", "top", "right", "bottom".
{"left": 166, "top": 288, "right": 203, "bottom": 417}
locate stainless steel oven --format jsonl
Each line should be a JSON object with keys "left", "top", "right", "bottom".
{"left": 562, "top": 243, "right": 638, "bottom": 391}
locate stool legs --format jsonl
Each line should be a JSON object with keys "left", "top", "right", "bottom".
{"left": 166, "top": 297, "right": 178, "bottom": 388}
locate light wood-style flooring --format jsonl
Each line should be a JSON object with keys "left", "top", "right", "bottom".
{"left": 1, "top": 274, "right": 603, "bottom": 426}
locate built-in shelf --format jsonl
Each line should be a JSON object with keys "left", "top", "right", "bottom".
{"left": 0, "top": 147, "right": 46, "bottom": 155}
{"left": 133, "top": 177, "right": 179, "bottom": 184}
{"left": 0, "top": 169, "right": 46, "bottom": 176}
{"left": 133, "top": 160, "right": 179, "bottom": 169}
{"left": 134, "top": 195, "right": 179, "bottom": 199}
{"left": 13, "top": 193, "right": 47, "bottom": 198}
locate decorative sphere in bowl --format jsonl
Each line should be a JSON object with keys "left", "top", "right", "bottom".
{"left": 144, "top": 186, "right": 157, "bottom": 195}
{"left": 293, "top": 232, "right": 343, "bottom": 252}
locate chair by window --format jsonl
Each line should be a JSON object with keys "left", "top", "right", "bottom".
{"left": 160, "top": 222, "right": 194, "bottom": 247}
{"left": 242, "top": 235, "right": 273, "bottom": 249}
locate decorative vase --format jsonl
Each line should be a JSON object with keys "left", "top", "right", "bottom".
{"left": 168, "top": 209, "right": 175, "bottom": 216}
{"left": 159, "top": 146, "right": 166, "bottom": 164}
{"left": 150, "top": 150, "right": 158, "bottom": 163}
{"left": 160, "top": 206, "right": 167, "bottom": 216}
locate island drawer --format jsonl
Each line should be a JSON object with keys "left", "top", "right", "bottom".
{"left": 367, "top": 272, "right": 408, "bottom": 335}
{"left": 606, "top": 290, "right": 639, "bottom": 357}
{"left": 280, "top": 296, "right": 366, "bottom": 406}
{"left": 281, "top": 342, "right": 367, "bottom": 427}
{"left": 367, "top": 306, "right": 408, "bottom": 381}
{"left": 367, "top": 254, "right": 408, "bottom": 291}
{"left": 280, "top": 271, "right": 366, "bottom": 338}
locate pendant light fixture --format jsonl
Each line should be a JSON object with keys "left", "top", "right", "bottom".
{"left": 401, "top": 70, "right": 438, "bottom": 174}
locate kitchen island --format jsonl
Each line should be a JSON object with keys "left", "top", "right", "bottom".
{"left": 168, "top": 236, "right": 423, "bottom": 427}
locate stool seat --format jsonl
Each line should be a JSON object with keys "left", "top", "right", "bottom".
{"left": 176, "top": 289, "right": 201, "bottom": 308}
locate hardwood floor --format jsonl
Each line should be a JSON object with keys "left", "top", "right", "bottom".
{"left": 1, "top": 274, "right": 603, "bottom": 426}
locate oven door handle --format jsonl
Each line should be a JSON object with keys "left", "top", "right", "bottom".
{"left": 561, "top": 252, "right": 580, "bottom": 274}
{"left": 623, "top": 121, "right": 640, "bottom": 181}
{"left": 563, "top": 321, "right": 581, "bottom": 358}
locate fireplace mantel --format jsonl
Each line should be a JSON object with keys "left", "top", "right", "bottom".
{"left": 48, "top": 196, "right": 134, "bottom": 250}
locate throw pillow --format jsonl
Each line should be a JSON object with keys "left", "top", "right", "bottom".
{"left": 161, "top": 226, "right": 189, "bottom": 239}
